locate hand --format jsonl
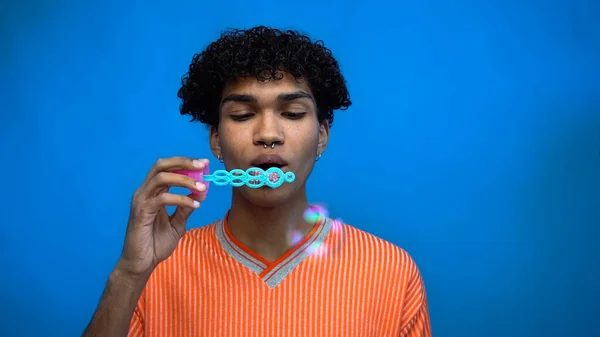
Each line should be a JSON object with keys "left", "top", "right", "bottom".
{"left": 117, "top": 157, "right": 208, "bottom": 279}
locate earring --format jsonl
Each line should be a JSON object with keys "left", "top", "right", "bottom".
{"left": 315, "top": 153, "right": 322, "bottom": 162}
{"left": 218, "top": 154, "right": 223, "bottom": 163}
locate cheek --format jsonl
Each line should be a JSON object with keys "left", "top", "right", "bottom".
{"left": 290, "top": 128, "right": 320, "bottom": 158}
{"left": 220, "top": 125, "right": 250, "bottom": 156}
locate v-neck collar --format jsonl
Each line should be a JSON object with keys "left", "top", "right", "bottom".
{"left": 215, "top": 212, "right": 332, "bottom": 289}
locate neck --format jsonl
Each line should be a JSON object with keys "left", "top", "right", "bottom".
{"left": 226, "top": 188, "right": 314, "bottom": 262}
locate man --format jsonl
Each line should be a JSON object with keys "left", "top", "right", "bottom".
{"left": 82, "top": 25, "right": 432, "bottom": 337}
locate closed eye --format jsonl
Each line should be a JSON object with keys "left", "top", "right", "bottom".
{"left": 283, "top": 112, "right": 306, "bottom": 119}
{"left": 230, "top": 113, "right": 254, "bottom": 121}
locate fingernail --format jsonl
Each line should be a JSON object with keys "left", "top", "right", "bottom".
{"left": 193, "top": 160, "right": 204, "bottom": 167}
{"left": 196, "top": 182, "right": 206, "bottom": 191}
{"left": 193, "top": 200, "right": 200, "bottom": 208}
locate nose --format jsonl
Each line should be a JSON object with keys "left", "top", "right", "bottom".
{"left": 253, "top": 114, "right": 284, "bottom": 148}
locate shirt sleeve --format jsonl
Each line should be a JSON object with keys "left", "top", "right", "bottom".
{"left": 399, "top": 255, "right": 432, "bottom": 337}
{"left": 127, "top": 289, "right": 146, "bottom": 337}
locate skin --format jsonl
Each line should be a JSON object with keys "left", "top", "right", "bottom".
{"left": 81, "top": 72, "right": 329, "bottom": 336}
{"left": 211, "top": 72, "right": 330, "bottom": 262}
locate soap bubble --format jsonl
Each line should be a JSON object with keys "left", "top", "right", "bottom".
{"left": 297, "top": 203, "right": 346, "bottom": 259}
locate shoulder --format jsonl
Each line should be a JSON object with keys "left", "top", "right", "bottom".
{"left": 340, "top": 222, "right": 430, "bottom": 329}
{"left": 154, "top": 220, "right": 220, "bottom": 269}
{"left": 342, "top": 223, "right": 415, "bottom": 261}
{"left": 172, "top": 220, "right": 223, "bottom": 256}
{"left": 180, "top": 221, "right": 219, "bottom": 244}
{"left": 340, "top": 222, "right": 422, "bottom": 279}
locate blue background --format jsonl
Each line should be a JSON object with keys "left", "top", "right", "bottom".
{"left": 1, "top": 0, "right": 599, "bottom": 336}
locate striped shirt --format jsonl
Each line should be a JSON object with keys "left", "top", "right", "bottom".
{"left": 128, "top": 213, "right": 432, "bottom": 336}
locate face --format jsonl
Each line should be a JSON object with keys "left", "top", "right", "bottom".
{"left": 209, "top": 72, "right": 329, "bottom": 206}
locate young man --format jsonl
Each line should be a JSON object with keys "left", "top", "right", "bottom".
{"left": 82, "top": 26, "right": 432, "bottom": 337}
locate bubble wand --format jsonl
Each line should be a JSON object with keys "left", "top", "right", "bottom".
{"left": 174, "top": 163, "right": 295, "bottom": 193}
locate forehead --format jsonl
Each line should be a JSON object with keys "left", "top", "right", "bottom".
{"left": 222, "top": 72, "right": 312, "bottom": 100}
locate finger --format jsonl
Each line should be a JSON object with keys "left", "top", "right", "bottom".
{"left": 147, "top": 192, "right": 200, "bottom": 212}
{"left": 189, "top": 191, "right": 208, "bottom": 203}
{"left": 170, "top": 193, "right": 202, "bottom": 232}
{"left": 142, "top": 171, "right": 207, "bottom": 199}
{"left": 144, "top": 157, "right": 208, "bottom": 184}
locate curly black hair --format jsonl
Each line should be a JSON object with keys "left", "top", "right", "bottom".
{"left": 177, "top": 26, "right": 352, "bottom": 128}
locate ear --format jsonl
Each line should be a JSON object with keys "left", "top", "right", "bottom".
{"left": 317, "top": 120, "right": 330, "bottom": 156}
{"left": 209, "top": 125, "right": 221, "bottom": 160}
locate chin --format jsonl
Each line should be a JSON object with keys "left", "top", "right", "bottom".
{"left": 239, "top": 185, "right": 298, "bottom": 208}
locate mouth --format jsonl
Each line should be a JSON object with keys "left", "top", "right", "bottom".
{"left": 248, "top": 155, "right": 289, "bottom": 185}
{"left": 248, "top": 163, "right": 287, "bottom": 186}
{"left": 250, "top": 163, "right": 286, "bottom": 183}
{"left": 255, "top": 163, "right": 284, "bottom": 171}
{"left": 250, "top": 154, "right": 288, "bottom": 172}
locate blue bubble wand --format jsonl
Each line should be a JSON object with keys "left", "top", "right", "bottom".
{"left": 174, "top": 165, "right": 295, "bottom": 193}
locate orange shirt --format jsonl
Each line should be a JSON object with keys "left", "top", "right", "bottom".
{"left": 128, "top": 214, "right": 432, "bottom": 336}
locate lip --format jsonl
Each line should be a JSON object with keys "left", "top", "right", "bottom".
{"left": 250, "top": 154, "right": 288, "bottom": 168}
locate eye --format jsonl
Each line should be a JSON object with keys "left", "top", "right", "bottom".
{"left": 282, "top": 112, "right": 306, "bottom": 119}
{"left": 230, "top": 113, "right": 254, "bottom": 121}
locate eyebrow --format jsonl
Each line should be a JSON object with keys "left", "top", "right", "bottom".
{"left": 221, "top": 91, "right": 315, "bottom": 106}
{"left": 276, "top": 91, "right": 314, "bottom": 103}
